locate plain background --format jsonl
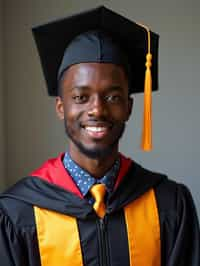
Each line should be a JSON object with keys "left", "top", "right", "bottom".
{"left": 0, "top": 0, "right": 199, "bottom": 218}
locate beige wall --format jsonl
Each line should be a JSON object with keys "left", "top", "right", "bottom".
{"left": 0, "top": 0, "right": 5, "bottom": 191}
{"left": 2, "top": 0, "right": 200, "bottom": 217}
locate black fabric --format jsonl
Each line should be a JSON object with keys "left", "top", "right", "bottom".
{"left": 0, "top": 204, "right": 41, "bottom": 266}
{"left": 77, "top": 218, "right": 99, "bottom": 266}
{"left": 2, "top": 176, "right": 94, "bottom": 219}
{"left": 32, "top": 6, "right": 159, "bottom": 96}
{"left": 106, "top": 210, "right": 130, "bottom": 266}
{"left": 78, "top": 210, "right": 130, "bottom": 266}
{"left": 57, "top": 30, "right": 131, "bottom": 85}
{"left": 155, "top": 180, "right": 200, "bottom": 266}
{"left": 57, "top": 30, "right": 133, "bottom": 91}
{"left": 0, "top": 162, "right": 199, "bottom": 265}
{"left": 107, "top": 163, "right": 165, "bottom": 212}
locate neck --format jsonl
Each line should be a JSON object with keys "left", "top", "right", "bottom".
{"left": 68, "top": 144, "right": 119, "bottom": 178}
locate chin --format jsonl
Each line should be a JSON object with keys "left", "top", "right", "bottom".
{"left": 76, "top": 143, "right": 116, "bottom": 159}
{"left": 65, "top": 121, "right": 125, "bottom": 159}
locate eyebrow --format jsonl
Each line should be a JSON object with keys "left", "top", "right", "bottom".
{"left": 70, "top": 85, "right": 124, "bottom": 92}
{"left": 70, "top": 86, "right": 89, "bottom": 91}
{"left": 104, "top": 85, "right": 124, "bottom": 92}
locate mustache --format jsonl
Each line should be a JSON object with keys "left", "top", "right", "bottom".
{"left": 80, "top": 118, "right": 114, "bottom": 127}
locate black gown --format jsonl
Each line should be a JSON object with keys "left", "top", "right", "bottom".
{"left": 0, "top": 154, "right": 199, "bottom": 266}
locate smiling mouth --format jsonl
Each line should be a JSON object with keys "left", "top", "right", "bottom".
{"left": 83, "top": 125, "right": 111, "bottom": 139}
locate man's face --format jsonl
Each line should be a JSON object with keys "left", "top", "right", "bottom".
{"left": 56, "top": 62, "right": 133, "bottom": 159}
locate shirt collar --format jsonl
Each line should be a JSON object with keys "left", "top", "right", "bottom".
{"left": 63, "top": 152, "right": 120, "bottom": 197}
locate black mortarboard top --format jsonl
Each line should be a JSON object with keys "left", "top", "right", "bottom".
{"left": 32, "top": 6, "right": 159, "bottom": 151}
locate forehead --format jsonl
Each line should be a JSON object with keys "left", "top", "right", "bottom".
{"left": 61, "top": 62, "right": 128, "bottom": 89}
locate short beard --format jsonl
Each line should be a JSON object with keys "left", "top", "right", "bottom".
{"left": 64, "top": 120, "right": 125, "bottom": 159}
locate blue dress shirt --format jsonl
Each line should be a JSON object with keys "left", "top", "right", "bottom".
{"left": 63, "top": 152, "right": 120, "bottom": 202}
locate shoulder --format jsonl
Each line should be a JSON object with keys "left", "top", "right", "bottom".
{"left": 153, "top": 177, "right": 199, "bottom": 229}
{"left": 0, "top": 179, "right": 36, "bottom": 228}
{"left": 129, "top": 160, "right": 195, "bottom": 212}
{"left": 155, "top": 177, "right": 194, "bottom": 211}
{"left": 129, "top": 160, "right": 198, "bottom": 219}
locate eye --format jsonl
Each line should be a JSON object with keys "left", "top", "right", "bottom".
{"left": 72, "top": 95, "right": 88, "bottom": 104}
{"left": 105, "top": 94, "right": 121, "bottom": 103}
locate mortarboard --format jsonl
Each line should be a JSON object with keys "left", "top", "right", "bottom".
{"left": 32, "top": 6, "right": 159, "bottom": 151}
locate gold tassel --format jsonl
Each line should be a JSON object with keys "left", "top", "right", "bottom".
{"left": 141, "top": 53, "right": 152, "bottom": 151}
{"left": 137, "top": 24, "right": 153, "bottom": 151}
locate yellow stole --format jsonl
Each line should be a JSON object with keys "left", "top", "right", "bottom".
{"left": 34, "top": 188, "right": 160, "bottom": 266}
{"left": 124, "top": 189, "right": 161, "bottom": 266}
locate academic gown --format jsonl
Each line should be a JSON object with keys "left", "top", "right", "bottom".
{"left": 0, "top": 153, "right": 199, "bottom": 266}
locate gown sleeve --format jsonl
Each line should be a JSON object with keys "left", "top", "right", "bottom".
{"left": 167, "top": 184, "right": 200, "bottom": 266}
{"left": 0, "top": 206, "right": 27, "bottom": 266}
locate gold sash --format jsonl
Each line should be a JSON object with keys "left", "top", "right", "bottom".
{"left": 34, "top": 207, "right": 83, "bottom": 266}
{"left": 124, "top": 189, "right": 161, "bottom": 266}
{"left": 34, "top": 188, "right": 160, "bottom": 266}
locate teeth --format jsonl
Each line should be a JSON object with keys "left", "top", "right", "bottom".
{"left": 85, "top": 127, "right": 107, "bottom": 132}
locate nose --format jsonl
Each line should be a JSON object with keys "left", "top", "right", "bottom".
{"left": 87, "top": 95, "right": 107, "bottom": 118}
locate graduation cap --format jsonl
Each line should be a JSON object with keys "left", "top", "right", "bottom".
{"left": 32, "top": 6, "right": 159, "bottom": 151}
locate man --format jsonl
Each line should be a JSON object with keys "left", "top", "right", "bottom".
{"left": 0, "top": 6, "right": 199, "bottom": 266}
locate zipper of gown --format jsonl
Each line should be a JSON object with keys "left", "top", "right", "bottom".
{"left": 97, "top": 215, "right": 110, "bottom": 266}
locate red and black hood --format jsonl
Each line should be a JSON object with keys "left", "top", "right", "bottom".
{"left": 1, "top": 153, "right": 166, "bottom": 219}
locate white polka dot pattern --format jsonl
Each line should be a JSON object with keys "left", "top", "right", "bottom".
{"left": 63, "top": 152, "right": 120, "bottom": 200}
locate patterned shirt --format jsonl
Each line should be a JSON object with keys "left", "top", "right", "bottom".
{"left": 63, "top": 152, "right": 120, "bottom": 200}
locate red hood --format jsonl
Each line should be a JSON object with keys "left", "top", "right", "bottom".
{"left": 30, "top": 153, "right": 132, "bottom": 198}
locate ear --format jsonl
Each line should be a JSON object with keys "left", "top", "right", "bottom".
{"left": 55, "top": 96, "right": 64, "bottom": 120}
{"left": 126, "top": 96, "right": 134, "bottom": 121}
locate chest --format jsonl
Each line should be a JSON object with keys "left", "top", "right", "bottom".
{"left": 34, "top": 189, "right": 161, "bottom": 266}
